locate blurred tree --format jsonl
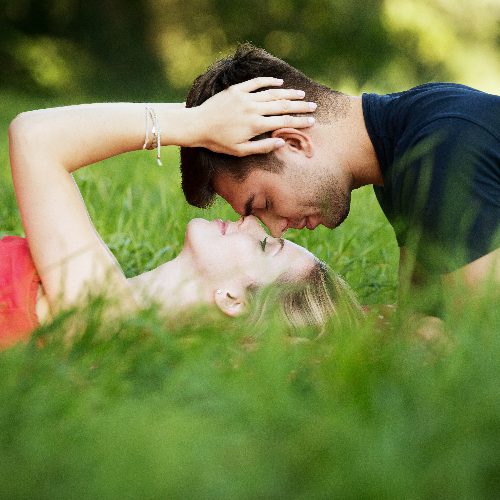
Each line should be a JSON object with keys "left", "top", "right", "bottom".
{"left": 149, "top": 0, "right": 499, "bottom": 94}
{"left": 0, "top": 0, "right": 166, "bottom": 99}
{"left": 383, "top": 0, "right": 500, "bottom": 93}
{"left": 149, "top": 0, "right": 399, "bottom": 92}
{"left": 0, "top": 0, "right": 498, "bottom": 99}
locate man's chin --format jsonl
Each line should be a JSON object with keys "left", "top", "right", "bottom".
{"left": 324, "top": 205, "right": 350, "bottom": 229}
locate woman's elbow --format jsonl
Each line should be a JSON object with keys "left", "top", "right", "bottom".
{"left": 9, "top": 112, "right": 31, "bottom": 150}
{"left": 9, "top": 112, "right": 28, "bottom": 142}
{"left": 9, "top": 111, "right": 45, "bottom": 153}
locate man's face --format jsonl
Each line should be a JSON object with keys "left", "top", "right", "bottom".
{"left": 213, "top": 156, "right": 352, "bottom": 238}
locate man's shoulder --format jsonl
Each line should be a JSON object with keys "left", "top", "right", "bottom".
{"left": 402, "top": 83, "right": 498, "bottom": 131}
{"left": 363, "top": 83, "right": 499, "bottom": 181}
{"left": 363, "top": 82, "right": 499, "bottom": 132}
{"left": 390, "top": 81, "right": 484, "bottom": 95}
{"left": 369, "top": 81, "right": 496, "bottom": 103}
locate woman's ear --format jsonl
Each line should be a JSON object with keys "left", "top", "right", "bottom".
{"left": 271, "top": 128, "right": 314, "bottom": 158}
{"left": 214, "top": 288, "right": 247, "bottom": 317}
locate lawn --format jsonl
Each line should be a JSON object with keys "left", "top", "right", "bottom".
{"left": 0, "top": 92, "right": 499, "bottom": 499}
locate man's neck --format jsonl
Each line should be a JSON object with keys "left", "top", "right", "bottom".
{"left": 322, "top": 95, "right": 383, "bottom": 188}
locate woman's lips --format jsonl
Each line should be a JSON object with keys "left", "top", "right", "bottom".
{"left": 215, "top": 219, "right": 227, "bottom": 235}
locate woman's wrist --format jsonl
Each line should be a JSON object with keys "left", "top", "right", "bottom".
{"left": 158, "top": 105, "right": 204, "bottom": 148}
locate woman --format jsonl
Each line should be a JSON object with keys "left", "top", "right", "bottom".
{"left": 1, "top": 78, "right": 360, "bottom": 348}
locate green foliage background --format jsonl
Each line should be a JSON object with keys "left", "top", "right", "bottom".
{"left": 0, "top": 2, "right": 499, "bottom": 498}
{"left": 1, "top": 0, "right": 499, "bottom": 99}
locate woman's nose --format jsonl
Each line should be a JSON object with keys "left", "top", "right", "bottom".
{"left": 237, "top": 215, "right": 260, "bottom": 229}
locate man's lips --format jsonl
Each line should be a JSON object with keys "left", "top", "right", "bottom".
{"left": 288, "top": 217, "right": 319, "bottom": 231}
{"left": 306, "top": 218, "right": 319, "bottom": 230}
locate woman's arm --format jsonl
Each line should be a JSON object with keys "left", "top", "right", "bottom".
{"left": 9, "top": 78, "right": 315, "bottom": 312}
{"left": 13, "top": 78, "right": 315, "bottom": 173}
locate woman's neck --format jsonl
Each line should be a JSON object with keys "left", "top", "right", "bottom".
{"left": 128, "top": 251, "right": 212, "bottom": 312}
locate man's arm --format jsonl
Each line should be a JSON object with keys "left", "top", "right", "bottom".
{"left": 398, "top": 246, "right": 499, "bottom": 340}
{"left": 441, "top": 248, "right": 500, "bottom": 289}
{"left": 398, "top": 246, "right": 437, "bottom": 291}
{"left": 400, "top": 246, "right": 500, "bottom": 291}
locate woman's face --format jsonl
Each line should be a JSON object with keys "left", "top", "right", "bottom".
{"left": 184, "top": 215, "right": 316, "bottom": 289}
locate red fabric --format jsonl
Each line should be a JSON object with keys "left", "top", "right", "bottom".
{"left": 0, "top": 236, "right": 40, "bottom": 348}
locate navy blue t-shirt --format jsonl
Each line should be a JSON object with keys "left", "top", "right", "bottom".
{"left": 362, "top": 83, "right": 500, "bottom": 274}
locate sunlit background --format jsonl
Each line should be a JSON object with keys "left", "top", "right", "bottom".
{"left": 1, "top": 0, "right": 499, "bottom": 101}
{"left": 0, "top": 5, "right": 499, "bottom": 498}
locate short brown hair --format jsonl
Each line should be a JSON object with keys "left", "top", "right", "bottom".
{"left": 180, "top": 43, "right": 347, "bottom": 208}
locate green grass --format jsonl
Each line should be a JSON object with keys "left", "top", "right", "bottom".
{"left": 1, "top": 92, "right": 499, "bottom": 499}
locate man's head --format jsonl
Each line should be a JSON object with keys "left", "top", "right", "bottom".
{"left": 180, "top": 43, "right": 353, "bottom": 237}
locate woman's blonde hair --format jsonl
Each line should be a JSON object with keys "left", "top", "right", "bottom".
{"left": 248, "top": 260, "right": 362, "bottom": 333}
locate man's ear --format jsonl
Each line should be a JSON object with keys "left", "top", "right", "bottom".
{"left": 271, "top": 128, "right": 314, "bottom": 158}
{"left": 214, "top": 287, "right": 247, "bottom": 317}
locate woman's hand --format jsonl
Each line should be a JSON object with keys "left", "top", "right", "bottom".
{"left": 191, "top": 77, "right": 317, "bottom": 156}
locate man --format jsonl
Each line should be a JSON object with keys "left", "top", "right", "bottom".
{"left": 180, "top": 44, "right": 500, "bottom": 295}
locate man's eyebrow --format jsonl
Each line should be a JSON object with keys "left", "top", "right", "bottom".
{"left": 244, "top": 194, "right": 255, "bottom": 217}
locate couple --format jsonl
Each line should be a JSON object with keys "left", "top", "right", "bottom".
{"left": 1, "top": 74, "right": 357, "bottom": 347}
{"left": 2, "top": 44, "right": 499, "bottom": 346}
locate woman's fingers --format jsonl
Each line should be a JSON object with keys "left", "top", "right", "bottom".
{"left": 233, "top": 77, "right": 284, "bottom": 93}
{"left": 231, "top": 77, "right": 309, "bottom": 102}
{"left": 233, "top": 138, "right": 286, "bottom": 156}
{"left": 256, "top": 100, "right": 317, "bottom": 115}
{"left": 196, "top": 78, "right": 317, "bottom": 154}
{"left": 256, "top": 115, "right": 316, "bottom": 133}
{"left": 252, "top": 88, "right": 305, "bottom": 101}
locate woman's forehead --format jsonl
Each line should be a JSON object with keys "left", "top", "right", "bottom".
{"left": 282, "top": 239, "right": 316, "bottom": 266}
